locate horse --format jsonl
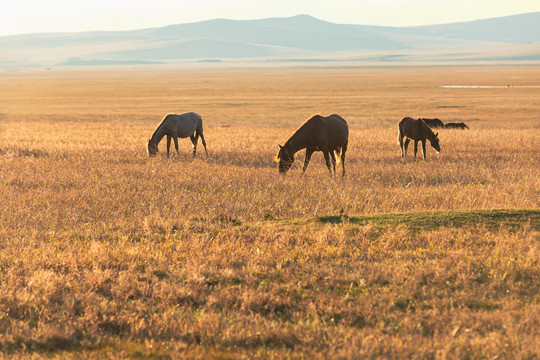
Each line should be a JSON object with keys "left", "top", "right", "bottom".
{"left": 276, "top": 114, "right": 348, "bottom": 176}
{"left": 147, "top": 112, "right": 208, "bottom": 158}
{"left": 420, "top": 118, "right": 445, "bottom": 129}
{"left": 398, "top": 117, "right": 441, "bottom": 160}
{"left": 445, "top": 122, "right": 469, "bottom": 129}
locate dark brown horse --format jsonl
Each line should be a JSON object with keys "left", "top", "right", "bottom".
{"left": 445, "top": 122, "right": 469, "bottom": 129}
{"left": 421, "top": 118, "right": 445, "bottom": 129}
{"left": 276, "top": 114, "right": 348, "bottom": 176}
{"left": 398, "top": 117, "right": 440, "bottom": 160}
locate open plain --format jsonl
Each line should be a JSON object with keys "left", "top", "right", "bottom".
{"left": 0, "top": 66, "right": 539, "bottom": 358}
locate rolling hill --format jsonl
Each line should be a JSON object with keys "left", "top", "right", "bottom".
{"left": 1, "top": 12, "right": 539, "bottom": 67}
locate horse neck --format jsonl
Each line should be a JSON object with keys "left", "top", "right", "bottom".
{"left": 150, "top": 124, "right": 167, "bottom": 145}
{"left": 286, "top": 131, "right": 309, "bottom": 154}
{"left": 421, "top": 121, "right": 436, "bottom": 141}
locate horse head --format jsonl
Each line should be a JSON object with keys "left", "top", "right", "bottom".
{"left": 430, "top": 132, "right": 441, "bottom": 153}
{"left": 147, "top": 139, "right": 159, "bottom": 157}
{"left": 276, "top": 144, "right": 294, "bottom": 174}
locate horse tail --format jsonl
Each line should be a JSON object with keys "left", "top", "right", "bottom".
{"left": 194, "top": 114, "right": 203, "bottom": 138}
{"left": 195, "top": 113, "right": 208, "bottom": 154}
{"left": 334, "top": 148, "right": 342, "bottom": 165}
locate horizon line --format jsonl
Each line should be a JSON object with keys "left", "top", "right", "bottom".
{"left": 1, "top": 11, "right": 538, "bottom": 38}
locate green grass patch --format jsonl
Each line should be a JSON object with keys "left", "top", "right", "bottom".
{"left": 318, "top": 209, "right": 540, "bottom": 232}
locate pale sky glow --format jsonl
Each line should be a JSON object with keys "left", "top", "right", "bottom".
{"left": 1, "top": 0, "right": 539, "bottom": 36}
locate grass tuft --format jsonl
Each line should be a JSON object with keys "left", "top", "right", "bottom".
{"left": 318, "top": 209, "right": 540, "bottom": 231}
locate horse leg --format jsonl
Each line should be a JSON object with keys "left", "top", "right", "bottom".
{"left": 330, "top": 150, "right": 337, "bottom": 175}
{"left": 422, "top": 140, "right": 427, "bottom": 160}
{"left": 190, "top": 134, "right": 198, "bottom": 158}
{"left": 166, "top": 135, "right": 172, "bottom": 158}
{"left": 323, "top": 150, "right": 333, "bottom": 175}
{"left": 303, "top": 148, "right": 314, "bottom": 173}
{"left": 403, "top": 138, "right": 410, "bottom": 158}
{"left": 399, "top": 133, "right": 405, "bottom": 157}
{"left": 198, "top": 127, "right": 209, "bottom": 156}
{"left": 341, "top": 142, "right": 347, "bottom": 177}
{"left": 173, "top": 135, "right": 180, "bottom": 158}
{"left": 413, "top": 140, "right": 418, "bottom": 159}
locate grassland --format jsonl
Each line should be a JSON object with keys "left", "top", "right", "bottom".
{"left": 0, "top": 66, "right": 539, "bottom": 359}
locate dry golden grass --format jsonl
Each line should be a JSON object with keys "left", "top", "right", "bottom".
{"left": 0, "top": 66, "right": 539, "bottom": 359}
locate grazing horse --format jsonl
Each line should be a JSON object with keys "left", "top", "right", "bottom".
{"left": 276, "top": 114, "right": 348, "bottom": 176}
{"left": 420, "top": 118, "right": 445, "bottom": 129}
{"left": 398, "top": 117, "right": 441, "bottom": 160}
{"left": 147, "top": 112, "right": 208, "bottom": 158}
{"left": 445, "top": 122, "right": 469, "bottom": 129}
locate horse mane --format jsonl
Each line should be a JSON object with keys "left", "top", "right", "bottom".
{"left": 150, "top": 113, "right": 175, "bottom": 141}
{"left": 418, "top": 118, "right": 437, "bottom": 139}
{"left": 276, "top": 115, "right": 321, "bottom": 161}
{"left": 291, "top": 114, "right": 324, "bottom": 139}
{"left": 302, "top": 114, "right": 322, "bottom": 126}
{"left": 157, "top": 113, "right": 175, "bottom": 128}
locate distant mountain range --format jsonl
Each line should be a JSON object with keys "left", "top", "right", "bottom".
{"left": 1, "top": 12, "right": 540, "bottom": 67}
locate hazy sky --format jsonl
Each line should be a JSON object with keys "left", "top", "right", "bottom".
{"left": 1, "top": 0, "right": 539, "bottom": 36}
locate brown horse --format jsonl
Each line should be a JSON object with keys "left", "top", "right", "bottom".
{"left": 276, "top": 114, "right": 348, "bottom": 176}
{"left": 445, "top": 122, "right": 469, "bottom": 129}
{"left": 398, "top": 117, "right": 440, "bottom": 160}
{"left": 421, "top": 118, "right": 445, "bottom": 129}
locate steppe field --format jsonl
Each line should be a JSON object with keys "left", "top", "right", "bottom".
{"left": 0, "top": 65, "right": 539, "bottom": 359}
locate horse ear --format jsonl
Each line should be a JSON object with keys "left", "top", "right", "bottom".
{"left": 435, "top": 132, "right": 438, "bottom": 136}
{"left": 278, "top": 144, "right": 283, "bottom": 149}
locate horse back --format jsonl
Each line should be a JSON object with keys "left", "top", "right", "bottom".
{"left": 309, "top": 114, "right": 348, "bottom": 147}
{"left": 445, "top": 122, "right": 469, "bottom": 129}
{"left": 398, "top": 117, "right": 416, "bottom": 135}
{"left": 399, "top": 117, "right": 432, "bottom": 141}
{"left": 421, "top": 118, "right": 445, "bottom": 128}
{"left": 288, "top": 114, "right": 348, "bottom": 151}
{"left": 166, "top": 112, "right": 201, "bottom": 138}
